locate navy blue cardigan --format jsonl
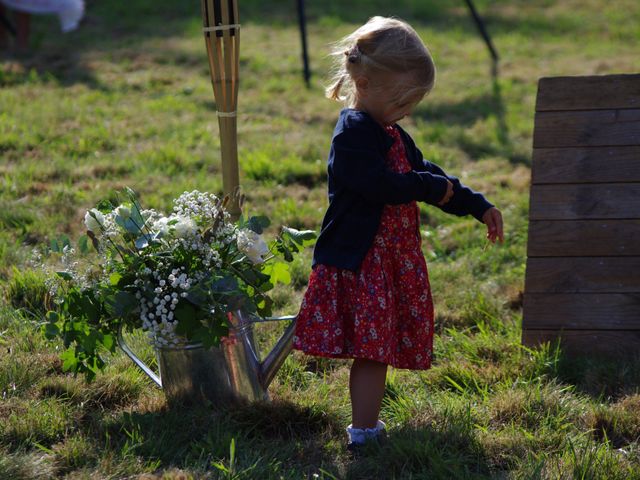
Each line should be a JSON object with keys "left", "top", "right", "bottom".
{"left": 312, "top": 108, "right": 494, "bottom": 271}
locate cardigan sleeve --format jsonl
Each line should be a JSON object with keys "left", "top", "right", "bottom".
{"left": 414, "top": 145, "right": 494, "bottom": 222}
{"left": 329, "top": 126, "right": 450, "bottom": 205}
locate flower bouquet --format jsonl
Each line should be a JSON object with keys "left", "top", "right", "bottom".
{"left": 41, "top": 188, "right": 315, "bottom": 380}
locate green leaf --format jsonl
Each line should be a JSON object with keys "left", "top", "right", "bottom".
{"left": 101, "top": 333, "right": 115, "bottom": 351}
{"left": 56, "top": 271, "right": 73, "bottom": 281}
{"left": 185, "top": 288, "right": 208, "bottom": 307}
{"left": 60, "top": 348, "right": 79, "bottom": 373}
{"left": 109, "top": 273, "right": 122, "bottom": 286}
{"left": 78, "top": 235, "right": 89, "bottom": 254}
{"left": 43, "top": 321, "right": 60, "bottom": 339}
{"left": 59, "top": 235, "right": 71, "bottom": 250}
{"left": 262, "top": 261, "right": 291, "bottom": 286}
{"left": 104, "top": 291, "right": 137, "bottom": 317}
{"left": 281, "top": 226, "right": 317, "bottom": 247}
{"left": 174, "top": 305, "right": 200, "bottom": 337}
{"left": 68, "top": 292, "right": 100, "bottom": 323}
{"left": 96, "top": 199, "right": 114, "bottom": 214}
{"left": 281, "top": 246, "right": 294, "bottom": 262}
{"left": 174, "top": 301, "right": 197, "bottom": 324}
{"left": 247, "top": 215, "right": 270, "bottom": 234}
{"left": 50, "top": 238, "right": 60, "bottom": 253}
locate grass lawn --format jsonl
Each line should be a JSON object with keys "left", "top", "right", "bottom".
{"left": 1, "top": 0, "right": 640, "bottom": 478}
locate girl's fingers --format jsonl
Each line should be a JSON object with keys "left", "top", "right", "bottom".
{"left": 492, "top": 210, "right": 504, "bottom": 243}
{"left": 485, "top": 209, "right": 504, "bottom": 244}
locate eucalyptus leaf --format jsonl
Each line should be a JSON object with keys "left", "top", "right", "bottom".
{"left": 247, "top": 215, "right": 270, "bottom": 234}
{"left": 56, "top": 271, "right": 73, "bottom": 281}
{"left": 281, "top": 226, "right": 317, "bottom": 247}
{"left": 135, "top": 235, "right": 151, "bottom": 249}
{"left": 105, "top": 291, "right": 137, "bottom": 317}
{"left": 78, "top": 235, "right": 89, "bottom": 254}
{"left": 211, "top": 276, "right": 239, "bottom": 293}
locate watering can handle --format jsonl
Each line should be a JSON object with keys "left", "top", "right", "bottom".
{"left": 117, "top": 326, "right": 162, "bottom": 388}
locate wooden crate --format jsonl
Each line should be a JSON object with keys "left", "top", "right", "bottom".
{"left": 522, "top": 73, "right": 640, "bottom": 354}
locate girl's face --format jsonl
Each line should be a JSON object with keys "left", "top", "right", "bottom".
{"left": 354, "top": 72, "right": 425, "bottom": 127}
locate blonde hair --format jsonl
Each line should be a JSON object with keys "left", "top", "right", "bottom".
{"left": 326, "top": 16, "right": 436, "bottom": 107}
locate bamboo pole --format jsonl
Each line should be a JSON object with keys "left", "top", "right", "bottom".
{"left": 201, "top": 0, "right": 241, "bottom": 220}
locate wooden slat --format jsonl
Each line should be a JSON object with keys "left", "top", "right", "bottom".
{"left": 527, "top": 220, "right": 640, "bottom": 257}
{"left": 525, "top": 257, "right": 640, "bottom": 293}
{"left": 522, "top": 329, "right": 640, "bottom": 355}
{"left": 531, "top": 147, "right": 640, "bottom": 184}
{"left": 522, "top": 293, "right": 640, "bottom": 330}
{"left": 529, "top": 183, "right": 640, "bottom": 220}
{"left": 536, "top": 74, "right": 640, "bottom": 112}
{"left": 533, "top": 109, "right": 640, "bottom": 148}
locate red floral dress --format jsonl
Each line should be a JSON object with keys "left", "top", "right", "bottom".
{"left": 292, "top": 125, "right": 435, "bottom": 370}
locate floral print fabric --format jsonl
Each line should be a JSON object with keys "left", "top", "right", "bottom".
{"left": 293, "top": 126, "right": 435, "bottom": 370}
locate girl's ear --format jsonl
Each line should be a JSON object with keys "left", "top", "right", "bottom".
{"left": 354, "top": 76, "right": 369, "bottom": 96}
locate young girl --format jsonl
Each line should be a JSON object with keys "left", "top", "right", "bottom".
{"left": 292, "top": 16, "right": 504, "bottom": 453}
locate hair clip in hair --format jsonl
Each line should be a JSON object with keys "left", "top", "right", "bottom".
{"left": 345, "top": 45, "right": 361, "bottom": 64}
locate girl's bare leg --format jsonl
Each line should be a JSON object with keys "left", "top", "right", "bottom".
{"left": 349, "top": 357, "right": 388, "bottom": 429}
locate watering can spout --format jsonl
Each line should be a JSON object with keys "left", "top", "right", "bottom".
{"left": 259, "top": 316, "right": 297, "bottom": 390}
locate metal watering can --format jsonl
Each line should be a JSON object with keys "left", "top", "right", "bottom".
{"left": 117, "top": 311, "right": 296, "bottom": 406}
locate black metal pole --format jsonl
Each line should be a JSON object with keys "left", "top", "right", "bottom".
{"left": 0, "top": 10, "right": 17, "bottom": 37}
{"left": 296, "top": 0, "right": 311, "bottom": 87}
{"left": 464, "top": 0, "right": 499, "bottom": 62}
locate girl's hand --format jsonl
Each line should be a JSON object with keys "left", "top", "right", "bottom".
{"left": 437, "top": 180, "right": 454, "bottom": 206}
{"left": 482, "top": 207, "right": 504, "bottom": 243}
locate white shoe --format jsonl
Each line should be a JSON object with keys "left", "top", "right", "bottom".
{"left": 346, "top": 420, "right": 386, "bottom": 445}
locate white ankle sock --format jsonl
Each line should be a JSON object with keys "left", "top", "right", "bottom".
{"left": 346, "top": 420, "right": 386, "bottom": 444}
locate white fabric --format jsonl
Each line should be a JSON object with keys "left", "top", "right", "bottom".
{"left": 346, "top": 420, "right": 386, "bottom": 445}
{"left": 1, "top": 0, "right": 85, "bottom": 32}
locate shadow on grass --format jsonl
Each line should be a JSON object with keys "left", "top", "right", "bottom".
{"left": 413, "top": 62, "right": 530, "bottom": 166}
{"left": 346, "top": 422, "right": 492, "bottom": 479}
{"left": 101, "top": 397, "right": 343, "bottom": 474}
{"left": 0, "top": 0, "right": 575, "bottom": 93}
{"left": 553, "top": 351, "right": 640, "bottom": 401}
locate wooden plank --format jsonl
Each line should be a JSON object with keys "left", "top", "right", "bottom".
{"left": 533, "top": 109, "right": 640, "bottom": 148}
{"left": 531, "top": 147, "right": 640, "bottom": 184}
{"left": 536, "top": 74, "right": 640, "bottom": 112}
{"left": 522, "top": 329, "right": 640, "bottom": 355}
{"left": 529, "top": 183, "right": 640, "bottom": 220}
{"left": 522, "top": 293, "right": 640, "bottom": 330}
{"left": 525, "top": 257, "right": 640, "bottom": 293}
{"left": 527, "top": 220, "right": 640, "bottom": 257}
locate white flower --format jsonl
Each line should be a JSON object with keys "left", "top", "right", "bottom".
{"left": 84, "top": 209, "right": 105, "bottom": 232}
{"left": 173, "top": 216, "right": 197, "bottom": 238}
{"left": 115, "top": 204, "right": 131, "bottom": 219}
{"left": 153, "top": 217, "right": 171, "bottom": 237}
{"left": 237, "top": 229, "right": 269, "bottom": 264}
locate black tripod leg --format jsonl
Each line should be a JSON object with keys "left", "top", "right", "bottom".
{"left": 464, "top": 0, "right": 499, "bottom": 62}
{"left": 297, "top": 0, "right": 311, "bottom": 87}
{"left": 0, "top": 9, "right": 18, "bottom": 37}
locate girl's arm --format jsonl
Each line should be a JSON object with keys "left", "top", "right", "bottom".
{"left": 420, "top": 157, "right": 494, "bottom": 221}
{"left": 408, "top": 139, "right": 493, "bottom": 221}
{"left": 329, "top": 127, "right": 451, "bottom": 205}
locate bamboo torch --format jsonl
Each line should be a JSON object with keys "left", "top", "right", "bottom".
{"left": 201, "top": 0, "right": 241, "bottom": 219}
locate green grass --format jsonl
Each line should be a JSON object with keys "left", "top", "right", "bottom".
{"left": 1, "top": 0, "right": 640, "bottom": 478}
